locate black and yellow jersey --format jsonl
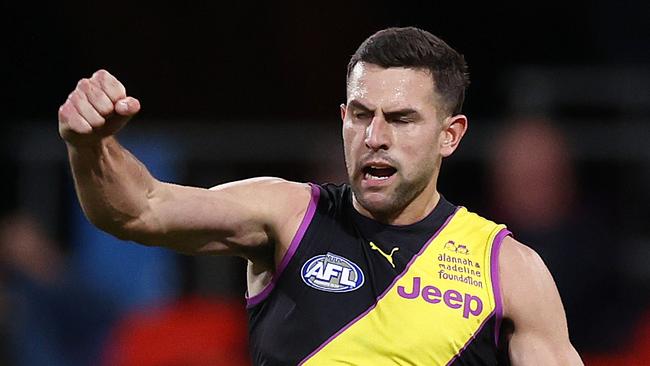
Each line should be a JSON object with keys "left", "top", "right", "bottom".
{"left": 247, "top": 183, "right": 511, "bottom": 365}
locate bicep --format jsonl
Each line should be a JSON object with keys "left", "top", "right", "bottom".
{"left": 128, "top": 177, "right": 311, "bottom": 257}
{"left": 500, "top": 237, "right": 583, "bottom": 365}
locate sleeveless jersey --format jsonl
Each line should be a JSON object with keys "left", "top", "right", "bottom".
{"left": 247, "top": 183, "right": 511, "bottom": 365}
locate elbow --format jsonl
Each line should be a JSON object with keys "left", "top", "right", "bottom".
{"left": 84, "top": 209, "right": 157, "bottom": 246}
{"left": 81, "top": 205, "right": 120, "bottom": 234}
{"left": 85, "top": 213, "right": 133, "bottom": 241}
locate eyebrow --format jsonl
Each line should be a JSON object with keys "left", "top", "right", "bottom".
{"left": 348, "top": 100, "right": 373, "bottom": 112}
{"left": 348, "top": 100, "right": 420, "bottom": 117}
{"left": 384, "top": 108, "right": 419, "bottom": 118}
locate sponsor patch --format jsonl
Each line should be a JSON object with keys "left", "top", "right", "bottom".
{"left": 301, "top": 252, "right": 364, "bottom": 293}
{"left": 397, "top": 276, "right": 483, "bottom": 318}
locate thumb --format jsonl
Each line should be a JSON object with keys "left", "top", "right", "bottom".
{"left": 114, "top": 97, "right": 141, "bottom": 116}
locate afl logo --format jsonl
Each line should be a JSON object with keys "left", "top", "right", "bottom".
{"left": 301, "top": 252, "right": 365, "bottom": 293}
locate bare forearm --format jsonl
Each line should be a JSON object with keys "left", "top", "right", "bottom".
{"left": 67, "top": 136, "right": 158, "bottom": 237}
{"left": 58, "top": 70, "right": 302, "bottom": 255}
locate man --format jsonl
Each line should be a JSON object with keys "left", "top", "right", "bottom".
{"left": 58, "top": 27, "right": 582, "bottom": 365}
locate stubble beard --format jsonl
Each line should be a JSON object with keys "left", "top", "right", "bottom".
{"left": 349, "top": 162, "right": 436, "bottom": 221}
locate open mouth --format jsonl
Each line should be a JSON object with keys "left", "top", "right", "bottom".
{"left": 362, "top": 164, "right": 397, "bottom": 181}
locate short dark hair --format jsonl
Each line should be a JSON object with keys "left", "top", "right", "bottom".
{"left": 347, "top": 27, "right": 470, "bottom": 116}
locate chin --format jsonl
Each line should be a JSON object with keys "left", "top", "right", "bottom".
{"left": 356, "top": 190, "right": 400, "bottom": 217}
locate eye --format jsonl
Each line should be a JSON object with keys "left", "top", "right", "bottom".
{"left": 354, "top": 112, "right": 371, "bottom": 120}
{"left": 391, "top": 117, "right": 413, "bottom": 124}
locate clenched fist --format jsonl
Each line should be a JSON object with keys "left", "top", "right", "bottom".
{"left": 58, "top": 70, "right": 140, "bottom": 146}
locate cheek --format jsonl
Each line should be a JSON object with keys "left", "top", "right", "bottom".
{"left": 342, "top": 124, "right": 357, "bottom": 170}
{"left": 342, "top": 123, "right": 361, "bottom": 152}
{"left": 400, "top": 140, "right": 438, "bottom": 172}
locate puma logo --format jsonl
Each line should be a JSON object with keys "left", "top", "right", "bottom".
{"left": 369, "top": 241, "right": 399, "bottom": 268}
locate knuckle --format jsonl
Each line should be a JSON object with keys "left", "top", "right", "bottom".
{"left": 87, "top": 81, "right": 103, "bottom": 97}
{"left": 82, "top": 85, "right": 112, "bottom": 114}
{"left": 59, "top": 103, "right": 75, "bottom": 122}
{"left": 92, "top": 70, "right": 115, "bottom": 90}
{"left": 101, "top": 77, "right": 126, "bottom": 101}
{"left": 58, "top": 103, "right": 68, "bottom": 118}
{"left": 77, "top": 78, "right": 90, "bottom": 89}
{"left": 93, "top": 69, "right": 109, "bottom": 78}
{"left": 87, "top": 83, "right": 101, "bottom": 98}
{"left": 68, "top": 91, "right": 81, "bottom": 103}
{"left": 90, "top": 73, "right": 106, "bottom": 88}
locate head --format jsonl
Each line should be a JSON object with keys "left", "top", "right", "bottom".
{"left": 341, "top": 27, "right": 470, "bottom": 223}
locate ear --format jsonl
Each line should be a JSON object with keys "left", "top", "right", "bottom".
{"left": 340, "top": 103, "right": 347, "bottom": 122}
{"left": 440, "top": 114, "right": 468, "bottom": 157}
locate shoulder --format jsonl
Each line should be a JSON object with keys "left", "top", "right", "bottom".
{"left": 498, "top": 236, "right": 546, "bottom": 279}
{"left": 498, "top": 236, "right": 556, "bottom": 319}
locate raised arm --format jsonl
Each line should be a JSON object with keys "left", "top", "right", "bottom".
{"left": 499, "top": 236, "right": 583, "bottom": 365}
{"left": 58, "top": 70, "right": 310, "bottom": 260}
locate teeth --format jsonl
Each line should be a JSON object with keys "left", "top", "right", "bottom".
{"left": 364, "top": 172, "right": 390, "bottom": 180}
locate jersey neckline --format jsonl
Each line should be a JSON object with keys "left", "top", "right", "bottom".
{"left": 343, "top": 184, "right": 457, "bottom": 233}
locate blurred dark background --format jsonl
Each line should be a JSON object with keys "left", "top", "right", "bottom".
{"left": 2, "top": 1, "right": 649, "bottom": 365}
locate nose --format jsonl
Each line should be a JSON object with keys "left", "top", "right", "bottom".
{"left": 364, "top": 116, "right": 392, "bottom": 151}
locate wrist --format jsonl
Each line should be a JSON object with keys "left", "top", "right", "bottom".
{"left": 64, "top": 136, "right": 113, "bottom": 152}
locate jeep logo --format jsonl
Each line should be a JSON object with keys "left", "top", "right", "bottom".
{"left": 397, "top": 276, "right": 483, "bottom": 318}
